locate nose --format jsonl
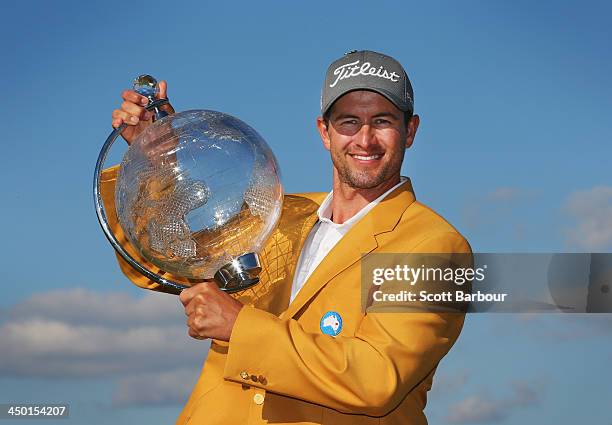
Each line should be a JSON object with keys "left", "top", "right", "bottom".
{"left": 353, "top": 123, "right": 377, "bottom": 150}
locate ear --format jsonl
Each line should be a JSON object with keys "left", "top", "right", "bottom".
{"left": 317, "top": 116, "right": 332, "bottom": 151}
{"left": 404, "top": 114, "right": 420, "bottom": 149}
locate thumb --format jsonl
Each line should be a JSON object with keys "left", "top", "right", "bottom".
{"left": 157, "top": 80, "right": 168, "bottom": 99}
{"left": 157, "top": 80, "right": 175, "bottom": 114}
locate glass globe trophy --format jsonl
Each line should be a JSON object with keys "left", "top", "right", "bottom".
{"left": 94, "top": 75, "right": 283, "bottom": 293}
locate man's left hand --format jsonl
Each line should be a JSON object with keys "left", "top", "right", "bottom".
{"left": 179, "top": 282, "right": 244, "bottom": 342}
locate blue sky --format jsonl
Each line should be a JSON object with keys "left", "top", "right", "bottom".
{"left": 1, "top": 1, "right": 611, "bottom": 424}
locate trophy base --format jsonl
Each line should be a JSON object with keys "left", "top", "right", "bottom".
{"left": 214, "top": 253, "right": 261, "bottom": 292}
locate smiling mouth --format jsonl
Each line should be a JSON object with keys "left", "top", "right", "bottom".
{"left": 349, "top": 153, "right": 384, "bottom": 161}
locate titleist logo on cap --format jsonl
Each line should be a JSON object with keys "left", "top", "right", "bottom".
{"left": 330, "top": 60, "right": 401, "bottom": 88}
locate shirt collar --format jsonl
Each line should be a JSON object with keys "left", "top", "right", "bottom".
{"left": 317, "top": 177, "right": 408, "bottom": 228}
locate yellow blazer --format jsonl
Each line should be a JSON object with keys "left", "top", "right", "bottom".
{"left": 100, "top": 166, "right": 471, "bottom": 425}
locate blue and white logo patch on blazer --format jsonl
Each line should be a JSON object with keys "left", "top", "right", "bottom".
{"left": 320, "top": 311, "right": 343, "bottom": 337}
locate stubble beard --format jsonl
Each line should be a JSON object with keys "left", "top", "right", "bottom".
{"left": 332, "top": 150, "right": 403, "bottom": 190}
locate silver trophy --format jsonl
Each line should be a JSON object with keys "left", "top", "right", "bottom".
{"left": 94, "top": 75, "right": 283, "bottom": 293}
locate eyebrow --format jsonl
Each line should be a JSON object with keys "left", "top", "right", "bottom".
{"left": 372, "top": 112, "right": 400, "bottom": 120}
{"left": 332, "top": 112, "right": 400, "bottom": 120}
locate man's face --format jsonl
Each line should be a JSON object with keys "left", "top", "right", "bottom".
{"left": 317, "top": 90, "right": 419, "bottom": 191}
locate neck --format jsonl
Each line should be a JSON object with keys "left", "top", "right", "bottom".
{"left": 330, "top": 172, "right": 401, "bottom": 224}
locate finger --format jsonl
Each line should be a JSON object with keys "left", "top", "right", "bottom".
{"left": 181, "top": 282, "right": 213, "bottom": 306}
{"left": 188, "top": 328, "right": 205, "bottom": 340}
{"left": 195, "top": 281, "right": 221, "bottom": 299}
{"left": 112, "top": 109, "right": 140, "bottom": 125}
{"left": 157, "top": 81, "right": 168, "bottom": 99}
{"left": 184, "top": 300, "right": 198, "bottom": 317}
{"left": 179, "top": 287, "right": 197, "bottom": 306}
{"left": 186, "top": 303, "right": 207, "bottom": 326}
{"left": 190, "top": 281, "right": 215, "bottom": 294}
{"left": 156, "top": 80, "right": 175, "bottom": 114}
{"left": 122, "top": 89, "right": 149, "bottom": 106}
{"left": 121, "top": 100, "right": 147, "bottom": 118}
{"left": 111, "top": 110, "right": 123, "bottom": 127}
{"left": 187, "top": 315, "right": 206, "bottom": 337}
{"left": 204, "top": 281, "right": 222, "bottom": 293}
{"left": 195, "top": 304, "right": 206, "bottom": 317}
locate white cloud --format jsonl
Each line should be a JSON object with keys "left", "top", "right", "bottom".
{"left": 113, "top": 368, "right": 199, "bottom": 407}
{"left": 514, "top": 314, "right": 612, "bottom": 341}
{"left": 511, "top": 381, "right": 539, "bottom": 407}
{"left": 6, "top": 287, "right": 183, "bottom": 326}
{"left": 0, "top": 288, "right": 208, "bottom": 378}
{"left": 446, "top": 380, "right": 541, "bottom": 424}
{"left": 486, "top": 187, "right": 524, "bottom": 202}
{"left": 429, "top": 370, "right": 469, "bottom": 397}
{"left": 447, "top": 395, "right": 505, "bottom": 424}
{"left": 461, "top": 187, "right": 533, "bottom": 242}
{"left": 564, "top": 186, "right": 612, "bottom": 250}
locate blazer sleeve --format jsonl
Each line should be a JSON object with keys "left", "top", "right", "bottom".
{"left": 223, "top": 232, "right": 471, "bottom": 416}
{"left": 100, "top": 165, "right": 187, "bottom": 295}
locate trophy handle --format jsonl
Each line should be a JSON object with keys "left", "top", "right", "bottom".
{"left": 93, "top": 109, "right": 189, "bottom": 294}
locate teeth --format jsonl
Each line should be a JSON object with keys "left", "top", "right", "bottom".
{"left": 352, "top": 154, "right": 382, "bottom": 160}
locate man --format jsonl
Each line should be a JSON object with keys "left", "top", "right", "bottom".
{"left": 104, "top": 50, "right": 471, "bottom": 424}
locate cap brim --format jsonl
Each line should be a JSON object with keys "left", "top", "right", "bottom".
{"left": 322, "top": 87, "right": 412, "bottom": 116}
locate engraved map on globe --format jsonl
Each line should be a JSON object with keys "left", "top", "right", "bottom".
{"left": 115, "top": 110, "right": 283, "bottom": 280}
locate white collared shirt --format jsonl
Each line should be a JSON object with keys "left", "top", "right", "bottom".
{"left": 289, "top": 177, "right": 408, "bottom": 303}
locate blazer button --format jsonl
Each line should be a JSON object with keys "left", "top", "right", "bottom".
{"left": 253, "top": 393, "right": 265, "bottom": 405}
{"left": 240, "top": 371, "right": 249, "bottom": 380}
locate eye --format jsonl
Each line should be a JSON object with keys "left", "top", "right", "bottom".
{"left": 373, "top": 118, "right": 392, "bottom": 128}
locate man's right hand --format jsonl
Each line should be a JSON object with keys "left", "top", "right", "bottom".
{"left": 111, "top": 80, "right": 175, "bottom": 145}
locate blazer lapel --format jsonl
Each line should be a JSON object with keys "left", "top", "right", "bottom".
{"left": 280, "top": 179, "right": 417, "bottom": 319}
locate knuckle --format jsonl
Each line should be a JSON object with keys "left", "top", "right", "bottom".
{"left": 120, "top": 100, "right": 134, "bottom": 111}
{"left": 116, "top": 111, "right": 130, "bottom": 122}
{"left": 194, "top": 315, "right": 206, "bottom": 329}
{"left": 179, "top": 292, "right": 191, "bottom": 306}
{"left": 202, "top": 282, "right": 218, "bottom": 293}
